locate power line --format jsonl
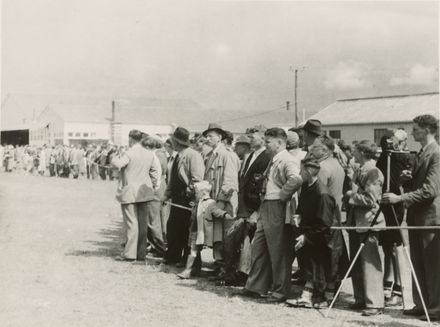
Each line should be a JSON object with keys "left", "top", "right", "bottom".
{"left": 213, "top": 105, "right": 287, "bottom": 124}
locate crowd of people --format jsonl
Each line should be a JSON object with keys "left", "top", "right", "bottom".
{"left": 0, "top": 143, "right": 125, "bottom": 180}
{"left": 2, "top": 113, "right": 439, "bottom": 321}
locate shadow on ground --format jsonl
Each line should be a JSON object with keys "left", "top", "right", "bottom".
{"left": 65, "top": 220, "right": 124, "bottom": 258}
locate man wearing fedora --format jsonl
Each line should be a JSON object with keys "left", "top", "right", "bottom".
{"left": 302, "top": 119, "right": 323, "bottom": 152}
{"left": 162, "top": 126, "right": 205, "bottom": 266}
{"left": 203, "top": 123, "right": 239, "bottom": 273}
{"left": 111, "top": 129, "right": 163, "bottom": 262}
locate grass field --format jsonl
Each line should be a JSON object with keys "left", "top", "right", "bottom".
{"left": 0, "top": 172, "right": 432, "bottom": 327}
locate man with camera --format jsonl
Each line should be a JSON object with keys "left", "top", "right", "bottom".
{"left": 383, "top": 114, "right": 440, "bottom": 321}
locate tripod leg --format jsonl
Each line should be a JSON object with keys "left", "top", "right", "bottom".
{"left": 402, "top": 245, "right": 431, "bottom": 326}
{"left": 393, "top": 243, "right": 406, "bottom": 309}
{"left": 325, "top": 243, "right": 365, "bottom": 318}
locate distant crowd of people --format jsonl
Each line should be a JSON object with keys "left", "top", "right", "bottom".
{"left": 0, "top": 143, "right": 126, "bottom": 180}
{"left": 2, "top": 114, "right": 439, "bottom": 321}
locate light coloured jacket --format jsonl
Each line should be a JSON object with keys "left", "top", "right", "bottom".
{"left": 347, "top": 159, "right": 385, "bottom": 232}
{"left": 111, "top": 143, "right": 161, "bottom": 204}
{"left": 164, "top": 147, "right": 205, "bottom": 199}
{"left": 204, "top": 143, "right": 239, "bottom": 202}
{"left": 266, "top": 149, "right": 303, "bottom": 202}
{"left": 402, "top": 141, "right": 440, "bottom": 226}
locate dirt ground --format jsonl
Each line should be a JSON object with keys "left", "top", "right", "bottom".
{"left": 0, "top": 172, "right": 433, "bottom": 327}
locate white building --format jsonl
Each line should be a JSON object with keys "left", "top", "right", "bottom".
{"left": 307, "top": 92, "right": 439, "bottom": 151}
{"left": 30, "top": 98, "right": 207, "bottom": 146}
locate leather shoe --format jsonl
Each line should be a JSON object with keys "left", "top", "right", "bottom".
{"left": 238, "top": 289, "right": 261, "bottom": 299}
{"left": 361, "top": 308, "right": 384, "bottom": 316}
{"left": 266, "top": 295, "right": 287, "bottom": 303}
{"left": 403, "top": 307, "right": 424, "bottom": 316}
{"left": 348, "top": 302, "right": 365, "bottom": 310}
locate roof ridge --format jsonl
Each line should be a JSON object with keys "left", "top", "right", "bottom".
{"left": 337, "top": 92, "right": 439, "bottom": 102}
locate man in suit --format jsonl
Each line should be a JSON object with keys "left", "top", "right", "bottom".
{"left": 162, "top": 127, "right": 205, "bottom": 266}
{"left": 220, "top": 126, "right": 271, "bottom": 286}
{"left": 383, "top": 114, "right": 440, "bottom": 321}
{"left": 243, "top": 127, "right": 303, "bottom": 302}
{"left": 111, "top": 129, "right": 163, "bottom": 262}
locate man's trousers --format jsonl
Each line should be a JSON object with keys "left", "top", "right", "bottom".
{"left": 349, "top": 232, "right": 384, "bottom": 309}
{"left": 245, "top": 200, "right": 293, "bottom": 299}
{"left": 409, "top": 231, "right": 440, "bottom": 316}
{"left": 121, "top": 201, "right": 165, "bottom": 260}
{"left": 165, "top": 205, "right": 192, "bottom": 263}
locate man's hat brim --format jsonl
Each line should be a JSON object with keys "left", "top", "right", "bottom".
{"left": 202, "top": 128, "right": 226, "bottom": 138}
{"left": 171, "top": 135, "right": 190, "bottom": 147}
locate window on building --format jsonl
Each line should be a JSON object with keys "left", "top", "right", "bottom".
{"left": 75, "top": 132, "right": 81, "bottom": 137}
{"left": 68, "top": 132, "right": 73, "bottom": 137}
{"left": 374, "top": 129, "right": 389, "bottom": 145}
{"left": 83, "top": 133, "right": 89, "bottom": 137}
{"left": 329, "top": 130, "right": 341, "bottom": 139}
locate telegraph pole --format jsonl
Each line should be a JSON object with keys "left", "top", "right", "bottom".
{"left": 294, "top": 69, "right": 298, "bottom": 127}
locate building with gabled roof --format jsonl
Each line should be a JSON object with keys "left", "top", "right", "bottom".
{"left": 307, "top": 92, "right": 439, "bottom": 151}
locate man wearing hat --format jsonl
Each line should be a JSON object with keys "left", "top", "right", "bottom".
{"left": 234, "top": 135, "right": 251, "bottom": 171}
{"left": 202, "top": 123, "right": 239, "bottom": 273}
{"left": 162, "top": 126, "right": 205, "bottom": 266}
{"left": 302, "top": 119, "right": 323, "bottom": 152}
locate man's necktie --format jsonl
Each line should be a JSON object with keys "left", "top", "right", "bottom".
{"left": 241, "top": 152, "right": 254, "bottom": 176}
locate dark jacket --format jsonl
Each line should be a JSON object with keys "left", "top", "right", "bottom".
{"left": 402, "top": 141, "right": 440, "bottom": 226}
{"left": 238, "top": 149, "right": 271, "bottom": 215}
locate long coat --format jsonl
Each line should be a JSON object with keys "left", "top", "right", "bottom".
{"left": 203, "top": 143, "right": 239, "bottom": 243}
{"left": 189, "top": 197, "right": 229, "bottom": 247}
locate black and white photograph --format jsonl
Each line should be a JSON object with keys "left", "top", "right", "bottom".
{"left": 0, "top": 1, "right": 439, "bottom": 326}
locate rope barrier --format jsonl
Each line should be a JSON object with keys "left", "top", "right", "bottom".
{"left": 331, "top": 225, "right": 440, "bottom": 231}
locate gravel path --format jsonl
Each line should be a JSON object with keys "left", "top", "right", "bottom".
{"left": 0, "top": 172, "right": 432, "bottom": 327}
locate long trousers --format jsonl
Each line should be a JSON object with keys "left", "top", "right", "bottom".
{"left": 349, "top": 232, "right": 384, "bottom": 308}
{"left": 165, "top": 205, "right": 192, "bottom": 263}
{"left": 245, "top": 200, "right": 293, "bottom": 299}
{"left": 121, "top": 201, "right": 165, "bottom": 260}
{"left": 409, "top": 231, "right": 440, "bottom": 316}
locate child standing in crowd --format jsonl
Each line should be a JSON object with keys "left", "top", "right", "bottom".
{"left": 177, "top": 181, "right": 232, "bottom": 279}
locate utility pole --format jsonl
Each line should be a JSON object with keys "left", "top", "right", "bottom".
{"left": 290, "top": 66, "right": 306, "bottom": 127}
{"left": 294, "top": 69, "right": 298, "bottom": 127}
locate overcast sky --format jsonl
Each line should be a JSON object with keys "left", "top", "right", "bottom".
{"left": 2, "top": 0, "right": 439, "bottom": 117}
